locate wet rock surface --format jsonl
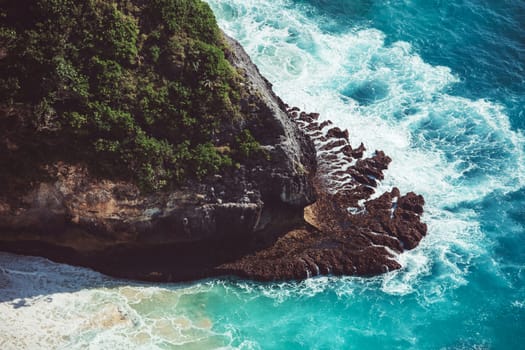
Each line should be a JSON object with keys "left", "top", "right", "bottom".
{"left": 219, "top": 109, "right": 427, "bottom": 281}
{"left": 0, "top": 34, "right": 426, "bottom": 282}
{"left": 0, "top": 34, "right": 316, "bottom": 282}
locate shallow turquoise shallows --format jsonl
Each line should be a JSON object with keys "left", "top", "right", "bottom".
{"left": 1, "top": 1, "right": 524, "bottom": 349}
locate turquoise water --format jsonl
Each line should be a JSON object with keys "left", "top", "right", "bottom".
{"left": 1, "top": 1, "right": 524, "bottom": 348}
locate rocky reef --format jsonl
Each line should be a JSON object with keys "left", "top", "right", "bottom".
{"left": 219, "top": 109, "right": 427, "bottom": 280}
{"left": 0, "top": 33, "right": 426, "bottom": 282}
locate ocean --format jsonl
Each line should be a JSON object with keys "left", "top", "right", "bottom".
{"left": 1, "top": 0, "right": 524, "bottom": 348}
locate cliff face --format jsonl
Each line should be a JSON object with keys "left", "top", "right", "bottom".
{"left": 0, "top": 1, "right": 427, "bottom": 281}
{"left": 220, "top": 111, "right": 427, "bottom": 280}
{"left": 0, "top": 32, "right": 317, "bottom": 281}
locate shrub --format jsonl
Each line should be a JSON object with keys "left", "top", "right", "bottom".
{"left": 0, "top": 0, "right": 251, "bottom": 192}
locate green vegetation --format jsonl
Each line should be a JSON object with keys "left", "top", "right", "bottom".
{"left": 0, "top": 0, "right": 262, "bottom": 191}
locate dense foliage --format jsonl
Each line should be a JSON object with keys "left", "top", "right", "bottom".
{"left": 0, "top": 0, "right": 260, "bottom": 191}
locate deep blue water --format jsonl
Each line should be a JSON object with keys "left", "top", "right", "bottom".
{"left": 296, "top": 0, "right": 525, "bottom": 130}
{"left": 1, "top": 1, "right": 524, "bottom": 349}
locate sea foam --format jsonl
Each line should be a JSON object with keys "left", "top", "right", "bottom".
{"left": 1, "top": 1, "right": 524, "bottom": 348}
{"left": 206, "top": 0, "right": 525, "bottom": 297}
{"left": 0, "top": 253, "right": 233, "bottom": 349}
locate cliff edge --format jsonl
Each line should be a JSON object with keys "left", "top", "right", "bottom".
{"left": 0, "top": 0, "right": 426, "bottom": 281}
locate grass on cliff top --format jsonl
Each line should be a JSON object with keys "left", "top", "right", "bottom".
{"left": 0, "top": 0, "right": 262, "bottom": 192}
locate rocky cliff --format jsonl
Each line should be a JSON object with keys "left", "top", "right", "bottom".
{"left": 0, "top": 31, "right": 318, "bottom": 281}
{"left": 220, "top": 110, "right": 427, "bottom": 280}
{"left": 0, "top": 1, "right": 427, "bottom": 281}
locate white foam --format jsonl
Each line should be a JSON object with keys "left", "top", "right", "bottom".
{"left": 207, "top": 0, "right": 525, "bottom": 298}
{"left": 0, "top": 253, "right": 236, "bottom": 349}
{"left": 1, "top": 8, "right": 523, "bottom": 347}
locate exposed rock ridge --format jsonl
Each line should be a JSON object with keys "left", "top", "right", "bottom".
{"left": 0, "top": 33, "right": 316, "bottom": 281}
{"left": 218, "top": 109, "right": 427, "bottom": 280}
{"left": 0, "top": 33, "right": 427, "bottom": 282}
{"left": 223, "top": 34, "right": 317, "bottom": 207}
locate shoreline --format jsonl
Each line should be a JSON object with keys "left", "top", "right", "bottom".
{"left": 0, "top": 34, "right": 426, "bottom": 283}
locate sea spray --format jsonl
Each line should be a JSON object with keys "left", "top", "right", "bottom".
{"left": 1, "top": 0, "right": 524, "bottom": 348}
{"left": 206, "top": 0, "right": 525, "bottom": 292}
{"left": 0, "top": 253, "right": 232, "bottom": 349}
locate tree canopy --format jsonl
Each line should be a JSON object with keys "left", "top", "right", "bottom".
{"left": 1, "top": 0, "right": 260, "bottom": 191}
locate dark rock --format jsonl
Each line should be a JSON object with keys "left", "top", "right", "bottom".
{"left": 326, "top": 127, "right": 349, "bottom": 142}
{"left": 319, "top": 139, "right": 346, "bottom": 151}
{"left": 0, "top": 33, "right": 317, "bottom": 282}
{"left": 352, "top": 143, "right": 366, "bottom": 159}
{"left": 398, "top": 192, "right": 425, "bottom": 215}
{"left": 0, "top": 33, "right": 427, "bottom": 283}
{"left": 221, "top": 97, "right": 428, "bottom": 281}
{"left": 319, "top": 120, "right": 333, "bottom": 129}
{"left": 305, "top": 122, "right": 321, "bottom": 132}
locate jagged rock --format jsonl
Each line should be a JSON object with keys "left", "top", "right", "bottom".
{"left": 352, "top": 143, "right": 366, "bottom": 158}
{"left": 0, "top": 34, "right": 427, "bottom": 282}
{"left": 319, "top": 120, "right": 333, "bottom": 129}
{"left": 319, "top": 139, "right": 346, "bottom": 151}
{"left": 325, "top": 127, "right": 349, "bottom": 142}
{"left": 0, "top": 33, "right": 316, "bottom": 282}
{"left": 219, "top": 107, "right": 427, "bottom": 280}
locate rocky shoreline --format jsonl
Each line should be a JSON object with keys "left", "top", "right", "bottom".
{"left": 0, "top": 34, "right": 426, "bottom": 282}
{"left": 217, "top": 108, "right": 427, "bottom": 280}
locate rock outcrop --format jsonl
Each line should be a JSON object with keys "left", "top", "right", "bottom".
{"left": 0, "top": 33, "right": 316, "bottom": 281}
{"left": 218, "top": 110, "right": 427, "bottom": 280}
{"left": 0, "top": 34, "right": 426, "bottom": 282}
